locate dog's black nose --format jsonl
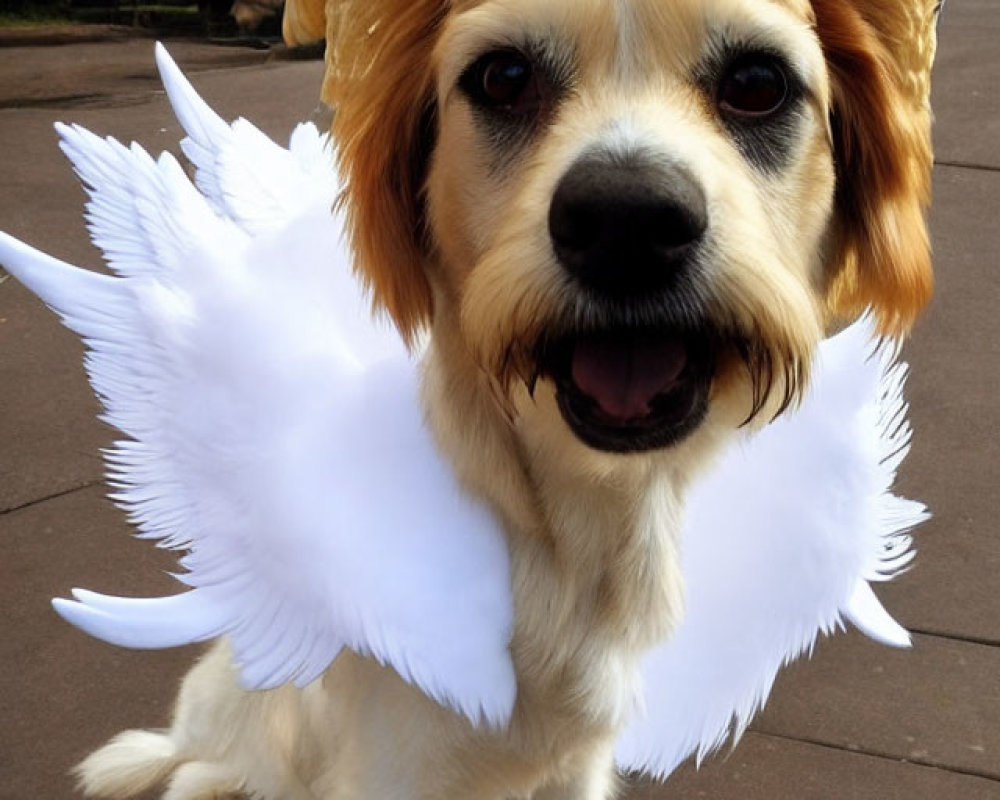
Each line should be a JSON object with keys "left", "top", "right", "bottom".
{"left": 548, "top": 155, "right": 707, "bottom": 296}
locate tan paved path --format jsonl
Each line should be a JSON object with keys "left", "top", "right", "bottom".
{"left": 1, "top": 6, "right": 998, "bottom": 797}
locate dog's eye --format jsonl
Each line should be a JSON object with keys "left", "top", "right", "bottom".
{"left": 717, "top": 55, "right": 789, "bottom": 118}
{"left": 460, "top": 50, "right": 542, "bottom": 115}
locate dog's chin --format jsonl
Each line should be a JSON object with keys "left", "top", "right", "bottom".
{"left": 539, "top": 328, "right": 717, "bottom": 454}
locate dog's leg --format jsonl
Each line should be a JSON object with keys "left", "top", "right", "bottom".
{"left": 530, "top": 744, "right": 620, "bottom": 800}
{"left": 531, "top": 771, "right": 620, "bottom": 800}
{"left": 161, "top": 762, "right": 245, "bottom": 800}
{"left": 75, "top": 729, "right": 181, "bottom": 798}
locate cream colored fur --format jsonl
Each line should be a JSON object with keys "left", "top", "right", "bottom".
{"left": 76, "top": 0, "right": 935, "bottom": 797}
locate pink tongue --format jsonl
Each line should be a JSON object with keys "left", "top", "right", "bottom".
{"left": 571, "top": 335, "right": 687, "bottom": 420}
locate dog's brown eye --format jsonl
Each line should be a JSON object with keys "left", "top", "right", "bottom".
{"left": 718, "top": 56, "right": 788, "bottom": 118}
{"left": 461, "top": 50, "right": 542, "bottom": 115}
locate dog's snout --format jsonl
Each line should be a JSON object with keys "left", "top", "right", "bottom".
{"left": 549, "top": 155, "right": 707, "bottom": 296}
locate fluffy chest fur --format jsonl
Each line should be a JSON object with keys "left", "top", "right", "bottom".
{"left": 421, "top": 317, "right": 694, "bottom": 761}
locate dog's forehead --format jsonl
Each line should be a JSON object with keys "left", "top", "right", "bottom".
{"left": 451, "top": 0, "right": 813, "bottom": 17}
{"left": 440, "top": 0, "right": 819, "bottom": 84}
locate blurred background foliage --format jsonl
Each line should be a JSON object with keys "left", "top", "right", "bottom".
{"left": 0, "top": 0, "right": 283, "bottom": 36}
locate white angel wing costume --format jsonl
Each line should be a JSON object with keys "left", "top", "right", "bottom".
{"left": 1, "top": 44, "right": 515, "bottom": 727}
{"left": 0, "top": 45, "right": 927, "bottom": 779}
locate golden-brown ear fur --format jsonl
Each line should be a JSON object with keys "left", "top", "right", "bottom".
{"left": 321, "top": 0, "right": 447, "bottom": 344}
{"left": 811, "top": 0, "right": 937, "bottom": 336}
{"left": 282, "top": 0, "right": 326, "bottom": 46}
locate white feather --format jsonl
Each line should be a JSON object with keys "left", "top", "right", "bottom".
{"left": 615, "top": 319, "right": 927, "bottom": 777}
{"left": 0, "top": 46, "right": 927, "bottom": 770}
{"left": 154, "top": 42, "right": 337, "bottom": 235}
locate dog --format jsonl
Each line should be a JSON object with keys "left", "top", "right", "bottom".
{"left": 77, "top": 0, "right": 935, "bottom": 797}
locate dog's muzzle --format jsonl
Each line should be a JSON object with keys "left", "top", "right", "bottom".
{"left": 542, "top": 153, "right": 715, "bottom": 453}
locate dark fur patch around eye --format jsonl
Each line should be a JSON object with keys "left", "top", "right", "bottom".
{"left": 457, "top": 39, "right": 574, "bottom": 162}
{"left": 696, "top": 41, "right": 808, "bottom": 173}
{"left": 411, "top": 100, "right": 439, "bottom": 252}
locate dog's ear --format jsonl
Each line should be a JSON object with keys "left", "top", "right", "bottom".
{"left": 811, "top": 0, "right": 939, "bottom": 336}
{"left": 320, "top": 0, "right": 448, "bottom": 344}
{"left": 281, "top": 0, "right": 326, "bottom": 47}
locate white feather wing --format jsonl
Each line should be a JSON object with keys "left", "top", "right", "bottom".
{"left": 0, "top": 48, "right": 515, "bottom": 727}
{"left": 154, "top": 43, "right": 336, "bottom": 235}
{"left": 616, "top": 319, "right": 926, "bottom": 777}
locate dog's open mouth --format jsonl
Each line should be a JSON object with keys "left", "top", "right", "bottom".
{"left": 540, "top": 329, "right": 717, "bottom": 453}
